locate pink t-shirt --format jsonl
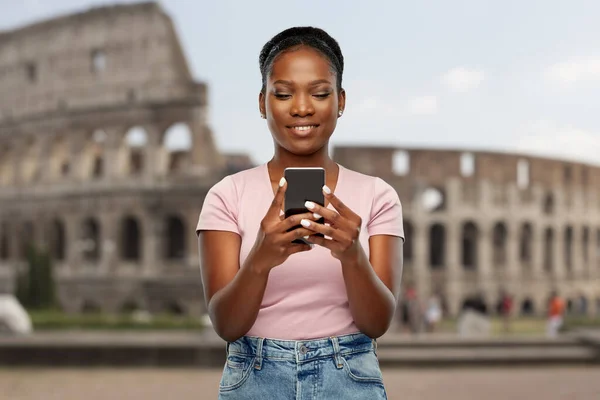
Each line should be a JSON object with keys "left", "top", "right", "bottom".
{"left": 196, "top": 163, "right": 404, "bottom": 340}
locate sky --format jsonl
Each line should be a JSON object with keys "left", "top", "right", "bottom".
{"left": 1, "top": 0, "right": 600, "bottom": 165}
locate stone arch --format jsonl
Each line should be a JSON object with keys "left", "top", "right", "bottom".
{"left": 20, "top": 221, "right": 34, "bottom": 260}
{"left": 162, "top": 122, "right": 192, "bottom": 174}
{"left": 429, "top": 223, "right": 445, "bottom": 269}
{"left": 81, "top": 299, "right": 101, "bottom": 314}
{"left": 81, "top": 217, "right": 101, "bottom": 262}
{"left": 564, "top": 226, "right": 573, "bottom": 272}
{"left": 50, "top": 219, "right": 66, "bottom": 261}
{"left": 21, "top": 137, "right": 42, "bottom": 184}
{"left": 0, "top": 222, "right": 9, "bottom": 260}
{"left": 165, "top": 215, "right": 186, "bottom": 260}
{"left": 582, "top": 227, "right": 590, "bottom": 270}
{"left": 566, "top": 298, "right": 574, "bottom": 314}
{"left": 120, "top": 216, "right": 141, "bottom": 261}
{"left": 492, "top": 222, "right": 508, "bottom": 267}
{"left": 403, "top": 220, "right": 413, "bottom": 262}
{"left": 421, "top": 187, "right": 446, "bottom": 212}
{"left": 122, "top": 126, "right": 148, "bottom": 176}
{"left": 462, "top": 221, "right": 478, "bottom": 270}
{"left": 50, "top": 135, "right": 71, "bottom": 179}
{"left": 120, "top": 300, "right": 141, "bottom": 314}
{"left": 543, "top": 227, "right": 554, "bottom": 272}
{"left": 543, "top": 192, "right": 554, "bottom": 215}
{"left": 520, "top": 297, "right": 535, "bottom": 316}
{"left": 519, "top": 223, "right": 533, "bottom": 265}
{"left": 81, "top": 129, "right": 107, "bottom": 179}
{"left": 166, "top": 300, "right": 186, "bottom": 316}
{"left": 0, "top": 144, "right": 14, "bottom": 186}
{"left": 461, "top": 293, "right": 488, "bottom": 314}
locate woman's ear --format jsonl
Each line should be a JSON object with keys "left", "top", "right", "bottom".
{"left": 258, "top": 91, "right": 266, "bottom": 119}
{"left": 338, "top": 88, "right": 346, "bottom": 116}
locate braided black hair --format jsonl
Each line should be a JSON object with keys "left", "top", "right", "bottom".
{"left": 259, "top": 27, "right": 344, "bottom": 94}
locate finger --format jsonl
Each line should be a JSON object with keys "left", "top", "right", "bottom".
{"left": 279, "top": 227, "right": 314, "bottom": 244}
{"left": 307, "top": 235, "right": 338, "bottom": 252}
{"left": 303, "top": 201, "right": 351, "bottom": 230}
{"left": 278, "top": 211, "right": 321, "bottom": 232}
{"left": 285, "top": 243, "right": 312, "bottom": 256}
{"left": 322, "top": 186, "right": 360, "bottom": 221}
{"left": 267, "top": 177, "right": 287, "bottom": 218}
{"left": 299, "top": 218, "right": 354, "bottom": 245}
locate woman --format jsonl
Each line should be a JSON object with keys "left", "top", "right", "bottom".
{"left": 197, "top": 26, "right": 404, "bottom": 399}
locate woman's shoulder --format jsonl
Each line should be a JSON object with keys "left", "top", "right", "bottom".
{"left": 210, "top": 164, "right": 266, "bottom": 193}
{"left": 338, "top": 164, "right": 397, "bottom": 195}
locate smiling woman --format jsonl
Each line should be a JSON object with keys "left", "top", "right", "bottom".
{"left": 196, "top": 27, "right": 404, "bottom": 399}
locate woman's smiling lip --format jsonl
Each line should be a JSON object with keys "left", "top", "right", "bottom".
{"left": 286, "top": 124, "right": 320, "bottom": 137}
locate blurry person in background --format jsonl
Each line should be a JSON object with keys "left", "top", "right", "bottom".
{"left": 546, "top": 290, "right": 565, "bottom": 338}
{"left": 458, "top": 292, "right": 491, "bottom": 337}
{"left": 497, "top": 289, "right": 513, "bottom": 334}
{"left": 424, "top": 293, "right": 442, "bottom": 333}
{"left": 196, "top": 27, "right": 404, "bottom": 399}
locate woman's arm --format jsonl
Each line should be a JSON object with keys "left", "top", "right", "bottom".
{"left": 199, "top": 181, "right": 316, "bottom": 342}
{"left": 199, "top": 231, "right": 271, "bottom": 342}
{"left": 301, "top": 187, "right": 404, "bottom": 339}
{"left": 341, "top": 235, "right": 403, "bottom": 338}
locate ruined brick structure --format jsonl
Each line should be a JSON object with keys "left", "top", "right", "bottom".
{"left": 334, "top": 146, "right": 600, "bottom": 317}
{"left": 0, "top": 2, "right": 243, "bottom": 316}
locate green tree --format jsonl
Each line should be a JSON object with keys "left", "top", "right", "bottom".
{"left": 16, "top": 244, "right": 56, "bottom": 310}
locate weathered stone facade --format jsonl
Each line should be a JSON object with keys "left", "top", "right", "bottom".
{"left": 0, "top": 2, "right": 240, "bottom": 316}
{"left": 334, "top": 146, "right": 600, "bottom": 317}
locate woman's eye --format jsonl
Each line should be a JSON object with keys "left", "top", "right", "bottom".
{"left": 274, "top": 93, "right": 291, "bottom": 99}
{"left": 314, "top": 93, "right": 331, "bottom": 99}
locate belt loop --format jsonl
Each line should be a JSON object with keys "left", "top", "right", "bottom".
{"left": 330, "top": 336, "right": 344, "bottom": 369}
{"left": 254, "top": 337, "right": 264, "bottom": 370}
{"left": 226, "top": 342, "right": 230, "bottom": 356}
{"left": 372, "top": 338, "right": 378, "bottom": 354}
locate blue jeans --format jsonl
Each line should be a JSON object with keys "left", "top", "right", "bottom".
{"left": 218, "top": 332, "right": 388, "bottom": 399}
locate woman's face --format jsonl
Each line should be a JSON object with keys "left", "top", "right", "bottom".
{"left": 259, "top": 46, "right": 345, "bottom": 156}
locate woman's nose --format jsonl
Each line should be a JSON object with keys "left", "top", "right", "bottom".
{"left": 290, "top": 93, "right": 315, "bottom": 117}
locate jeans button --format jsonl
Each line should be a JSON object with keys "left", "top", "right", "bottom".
{"left": 300, "top": 345, "right": 308, "bottom": 354}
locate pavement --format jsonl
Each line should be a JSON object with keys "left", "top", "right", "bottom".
{"left": 1, "top": 328, "right": 599, "bottom": 367}
{"left": 1, "top": 367, "right": 599, "bottom": 400}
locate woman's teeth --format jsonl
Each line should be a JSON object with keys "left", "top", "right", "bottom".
{"left": 293, "top": 125, "right": 317, "bottom": 131}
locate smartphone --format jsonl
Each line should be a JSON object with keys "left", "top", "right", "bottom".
{"left": 284, "top": 167, "right": 326, "bottom": 245}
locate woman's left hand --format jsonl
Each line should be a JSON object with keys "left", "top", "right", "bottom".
{"left": 300, "top": 186, "right": 363, "bottom": 264}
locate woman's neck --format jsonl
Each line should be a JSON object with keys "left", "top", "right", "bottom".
{"left": 267, "top": 147, "right": 338, "bottom": 183}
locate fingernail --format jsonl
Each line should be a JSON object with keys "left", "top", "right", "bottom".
{"left": 322, "top": 185, "right": 331, "bottom": 194}
{"left": 305, "top": 201, "right": 315, "bottom": 209}
{"left": 309, "top": 244, "right": 314, "bottom": 249}
{"left": 313, "top": 213, "right": 322, "bottom": 219}
{"left": 279, "top": 177, "right": 286, "bottom": 187}
{"left": 300, "top": 219, "right": 311, "bottom": 228}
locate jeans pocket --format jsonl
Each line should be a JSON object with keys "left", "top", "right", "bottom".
{"left": 341, "top": 350, "right": 384, "bottom": 384}
{"left": 219, "top": 354, "right": 255, "bottom": 392}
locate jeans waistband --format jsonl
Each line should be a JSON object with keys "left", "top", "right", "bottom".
{"left": 226, "top": 332, "right": 377, "bottom": 366}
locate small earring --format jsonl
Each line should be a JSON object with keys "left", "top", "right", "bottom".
{"left": 261, "top": 114, "right": 266, "bottom": 119}
{"left": 338, "top": 110, "right": 343, "bottom": 117}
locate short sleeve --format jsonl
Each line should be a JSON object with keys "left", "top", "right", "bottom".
{"left": 367, "top": 177, "right": 404, "bottom": 240}
{"left": 196, "top": 176, "right": 240, "bottom": 236}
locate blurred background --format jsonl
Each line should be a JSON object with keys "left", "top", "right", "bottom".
{"left": 0, "top": 1, "right": 599, "bottom": 399}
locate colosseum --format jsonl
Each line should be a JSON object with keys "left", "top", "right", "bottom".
{"left": 1, "top": 2, "right": 599, "bottom": 320}
{"left": 335, "top": 146, "right": 600, "bottom": 317}
{"left": 0, "top": 2, "right": 253, "bottom": 316}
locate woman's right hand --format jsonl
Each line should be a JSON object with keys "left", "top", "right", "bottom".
{"left": 245, "top": 177, "right": 318, "bottom": 274}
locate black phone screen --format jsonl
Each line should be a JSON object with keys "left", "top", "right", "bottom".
{"left": 284, "top": 167, "right": 325, "bottom": 244}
